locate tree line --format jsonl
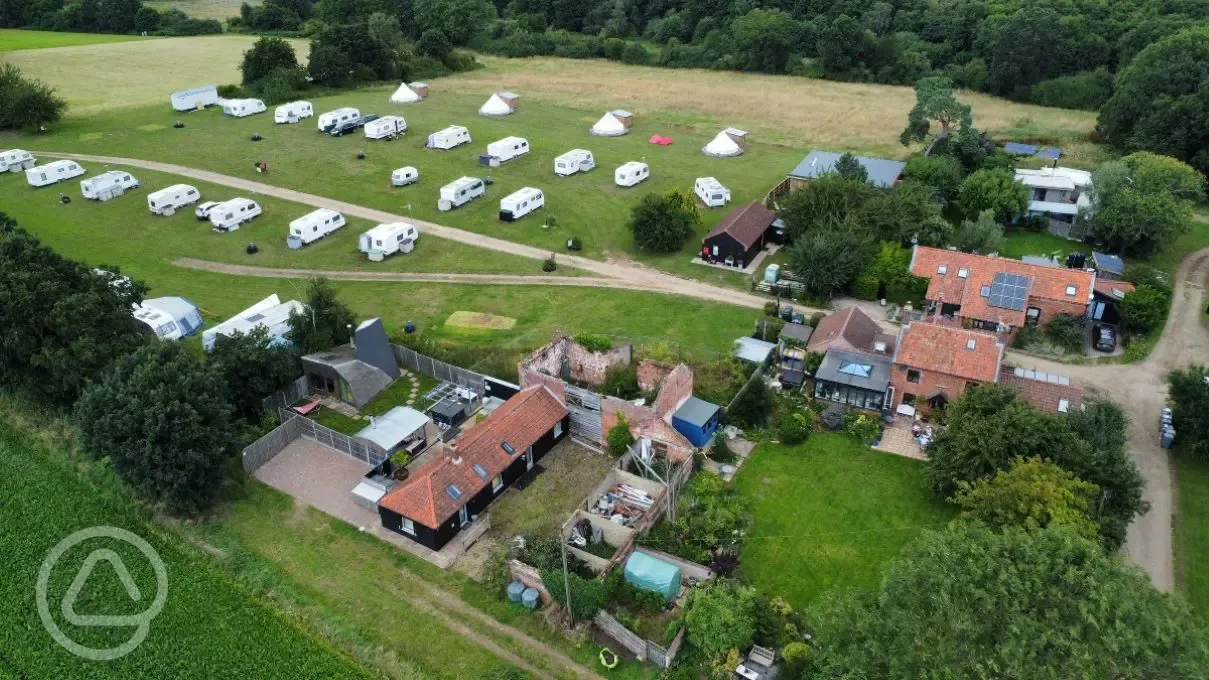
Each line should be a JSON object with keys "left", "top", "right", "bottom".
{"left": 0, "top": 0, "right": 222, "bottom": 36}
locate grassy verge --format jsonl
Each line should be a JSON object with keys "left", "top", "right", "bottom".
{"left": 0, "top": 29, "right": 151, "bottom": 51}
{"left": 1175, "top": 451, "right": 1209, "bottom": 623}
{"left": 733, "top": 434, "right": 955, "bottom": 610}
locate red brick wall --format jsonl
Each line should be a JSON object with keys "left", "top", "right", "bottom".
{"left": 890, "top": 365, "right": 981, "bottom": 408}
{"left": 653, "top": 364, "right": 693, "bottom": 419}
{"left": 517, "top": 331, "right": 632, "bottom": 387}
{"left": 518, "top": 368, "right": 565, "bottom": 402}
{"left": 637, "top": 360, "right": 674, "bottom": 393}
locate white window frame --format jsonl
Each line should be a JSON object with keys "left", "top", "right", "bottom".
{"left": 553, "top": 421, "right": 563, "bottom": 438}
{"left": 400, "top": 518, "right": 415, "bottom": 535}
{"left": 492, "top": 475, "right": 504, "bottom": 493}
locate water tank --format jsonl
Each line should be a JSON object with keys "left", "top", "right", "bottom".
{"left": 521, "top": 588, "right": 540, "bottom": 610}
{"left": 506, "top": 582, "right": 525, "bottom": 602}
{"left": 764, "top": 264, "right": 780, "bottom": 284}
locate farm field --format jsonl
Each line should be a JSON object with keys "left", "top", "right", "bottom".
{"left": 734, "top": 435, "right": 955, "bottom": 610}
{"left": 144, "top": 0, "right": 253, "bottom": 21}
{"left": 0, "top": 29, "right": 151, "bottom": 51}
{"left": 0, "top": 419, "right": 373, "bottom": 679}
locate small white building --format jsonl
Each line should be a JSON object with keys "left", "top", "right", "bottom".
{"left": 614, "top": 161, "right": 649, "bottom": 187}
{"left": 359, "top": 222, "right": 419, "bottom": 260}
{"left": 202, "top": 294, "right": 304, "bottom": 351}
{"left": 554, "top": 149, "right": 594, "bottom": 176}
{"left": 26, "top": 160, "right": 85, "bottom": 188}
{"left": 365, "top": 115, "right": 407, "bottom": 140}
{"left": 317, "top": 107, "right": 360, "bottom": 133}
{"left": 485, "top": 136, "right": 529, "bottom": 164}
{"left": 1016, "top": 167, "right": 1095, "bottom": 240}
{"left": 0, "top": 149, "right": 35, "bottom": 173}
{"left": 222, "top": 98, "right": 267, "bottom": 118}
{"left": 693, "top": 177, "right": 730, "bottom": 208}
{"left": 499, "top": 187, "right": 544, "bottom": 222}
{"left": 170, "top": 85, "right": 219, "bottom": 112}
{"left": 133, "top": 296, "right": 203, "bottom": 341}
{"left": 438, "top": 176, "right": 485, "bottom": 211}
{"left": 287, "top": 208, "right": 346, "bottom": 248}
{"left": 274, "top": 101, "right": 313, "bottom": 124}
{"left": 147, "top": 183, "right": 201, "bottom": 215}
{"left": 80, "top": 170, "right": 139, "bottom": 201}
{"left": 391, "top": 166, "right": 420, "bottom": 187}
{"left": 208, "top": 197, "right": 262, "bottom": 232}
{"left": 426, "top": 125, "right": 471, "bottom": 150}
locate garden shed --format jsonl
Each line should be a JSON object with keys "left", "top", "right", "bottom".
{"left": 733, "top": 337, "right": 776, "bottom": 365}
{"left": 700, "top": 202, "right": 777, "bottom": 268}
{"left": 355, "top": 406, "right": 438, "bottom": 458}
{"left": 671, "top": 397, "right": 721, "bottom": 447}
{"left": 624, "top": 550, "right": 681, "bottom": 602}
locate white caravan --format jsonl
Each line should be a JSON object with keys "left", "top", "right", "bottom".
{"left": 287, "top": 208, "right": 346, "bottom": 248}
{"left": 222, "top": 98, "right": 267, "bottom": 118}
{"left": 614, "top": 161, "right": 650, "bottom": 188}
{"left": 693, "top": 177, "right": 731, "bottom": 208}
{"left": 170, "top": 85, "right": 219, "bottom": 112}
{"left": 203, "top": 294, "right": 304, "bottom": 351}
{"left": 26, "top": 160, "right": 85, "bottom": 188}
{"left": 317, "top": 107, "right": 360, "bottom": 133}
{"left": 208, "top": 197, "right": 263, "bottom": 232}
{"left": 554, "top": 149, "right": 594, "bottom": 176}
{"left": 485, "top": 136, "right": 529, "bottom": 163}
{"left": 80, "top": 171, "right": 139, "bottom": 201}
{"left": 364, "top": 115, "right": 407, "bottom": 140}
{"left": 438, "top": 177, "right": 485, "bottom": 211}
{"left": 0, "top": 149, "right": 35, "bottom": 173}
{"left": 147, "top": 184, "right": 201, "bottom": 215}
{"left": 498, "top": 187, "right": 544, "bottom": 222}
{"left": 359, "top": 222, "right": 419, "bottom": 260}
{"left": 391, "top": 166, "right": 420, "bottom": 186}
{"left": 274, "top": 101, "right": 313, "bottom": 124}
{"left": 426, "top": 125, "right": 471, "bottom": 150}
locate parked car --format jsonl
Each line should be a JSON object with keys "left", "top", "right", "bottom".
{"left": 330, "top": 114, "right": 380, "bottom": 137}
{"left": 1093, "top": 324, "right": 1116, "bottom": 353}
{"left": 195, "top": 201, "right": 220, "bottom": 220}
{"left": 779, "top": 305, "right": 794, "bottom": 322}
{"left": 791, "top": 312, "right": 806, "bottom": 325}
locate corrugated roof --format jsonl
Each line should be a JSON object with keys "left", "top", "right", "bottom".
{"left": 734, "top": 337, "right": 776, "bottom": 363}
{"left": 788, "top": 150, "right": 905, "bottom": 188}
{"left": 703, "top": 202, "right": 776, "bottom": 249}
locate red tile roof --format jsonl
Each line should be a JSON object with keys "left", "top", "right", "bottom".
{"left": 807, "top": 306, "right": 893, "bottom": 355}
{"left": 999, "top": 366, "right": 1084, "bottom": 413}
{"left": 1093, "top": 279, "right": 1135, "bottom": 300}
{"left": 379, "top": 386, "right": 568, "bottom": 528}
{"left": 894, "top": 322, "right": 1004, "bottom": 383}
{"left": 702, "top": 202, "right": 776, "bottom": 249}
{"left": 910, "top": 246, "right": 1095, "bottom": 327}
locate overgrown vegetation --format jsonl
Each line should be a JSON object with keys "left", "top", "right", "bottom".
{"left": 640, "top": 470, "right": 749, "bottom": 565}
{"left": 0, "top": 63, "right": 66, "bottom": 130}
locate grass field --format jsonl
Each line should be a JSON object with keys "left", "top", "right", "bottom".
{"left": 0, "top": 29, "right": 151, "bottom": 51}
{"left": 0, "top": 36, "right": 309, "bottom": 113}
{"left": 1175, "top": 452, "right": 1209, "bottom": 624}
{"left": 0, "top": 419, "right": 372, "bottom": 679}
{"left": 734, "top": 435, "right": 955, "bottom": 610}
{"left": 144, "top": 0, "right": 253, "bottom": 21}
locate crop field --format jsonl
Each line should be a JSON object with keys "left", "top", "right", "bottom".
{"left": 0, "top": 29, "right": 151, "bottom": 51}
{"left": 0, "top": 36, "right": 309, "bottom": 113}
{"left": 0, "top": 420, "right": 372, "bottom": 679}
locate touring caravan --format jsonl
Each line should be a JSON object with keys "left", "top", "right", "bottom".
{"left": 554, "top": 149, "right": 594, "bottom": 176}
{"left": 694, "top": 177, "right": 731, "bottom": 208}
{"left": 484, "top": 136, "right": 529, "bottom": 164}
{"left": 26, "top": 160, "right": 85, "bottom": 188}
{"left": 426, "top": 125, "right": 471, "bottom": 150}
{"left": 274, "top": 101, "right": 313, "bottom": 124}
{"left": 208, "top": 197, "right": 263, "bottom": 232}
{"left": 222, "top": 98, "right": 267, "bottom": 118}
{"left": 359, "top": 222, "right": 419, "bottom": 260}
{"left": 170, "top": 85, "right": 219, "bottom": 112}
{"left": 132, "top": 297, "right": 203, "bottom": 341}
{"left": 438, "top": 177, "right": 485, "bottom": 211}
{"left": 317, "top": 107, "right": 360, "bottom": 133}
{"left": 391, "top": 166, "right": 420, "bottom": 186}
{"left": 147, "top": 184, "right": 201, "bottom": 215}
{"left": 330, "top": 113, "right": 378, "bottom": 137}
{"left": 614, "top": 161, "right": 650, "bottom": 188}
{"left": 80, "top": 171, "right": 139, "bottom": 201}
{"left": 498, "top": 187, "right": 544, "bottom": 222}
{"left": 287, "top": 208, "right": 346, "bottom": 248}
{"left": 203, "top": 294, "right": 303, "bottom": 351}
{"left": 365, "top": 116, "right": 407, "bottom": 140}
{"left": 0, "top": 149, "right": 35, "bottom": 173}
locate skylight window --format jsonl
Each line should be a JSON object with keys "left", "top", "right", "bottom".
{"left": 957, "top": 268, "right": 969, "bottom": 279}
{"left": 980, "top": 285, "right": 991, "bottom": 297}
{"left": 937, "top": 264, "right": 948, "bottom": 275}
{"left": 1065, "top": 285, "right": 1077, "bottom": 296}
{"left": 472, "top": 464, "right": 489, "bottom": 480}
{"left": 446, "top": 484, "right": 462, "bottom": 500}
{"left": 837, "top": 361, "right": 873, "bottom": 378}
{"left": 966, "top": 338, "right": 977, "bottom": 351}
{"left": 500, "top": 441, "right": 515, "bottom": 455}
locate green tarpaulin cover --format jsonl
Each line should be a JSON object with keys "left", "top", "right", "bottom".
{"left": 624, "top": 551, "right": 681, "bottom": 602}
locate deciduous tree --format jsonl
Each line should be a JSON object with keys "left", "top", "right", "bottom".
{"left": 629, "top": 189, "right": 699, "bottom": 253}
{"left": 787, "top": 228, "right": 866, "bottom": 300}
{"left": 952, "top": 457, "right": 1100, "bottom": 540}
{"left": 777, "top": 174, "right": 872, "bottom": 241}
{"left": 1168, "top": 364, "right": 1209, "bottom": 458}
{"left": 957, "top": 168, "right": 1028, "bottom": 223}
{"left": 833, "top": 152, "right": 868, "bottom": 183}
{"left": 286, "top": 277, "right": 356, "bottom": 354}
{"left": 683, "top": 580, "right": 757, "bottom": 657}
{"left": 209, "top": 326, "right": 301, "bottom": 423}
{"left": 1090, "top": 188, "right": 1189, "bottom": 258}
{"left": 730, "top": 8, "right": 799, "bottom": 73}
{"left": 241, "top": 36, "right": 299, "bottom": 86}
{"left": 899, "top": 75, "right": 972, "bottom": 147}
{"left": 1120, "top": 283, "right": 1171, "bottom": 333}
{"left": 951, "top": 208, "right": 1002, "bottom": 253}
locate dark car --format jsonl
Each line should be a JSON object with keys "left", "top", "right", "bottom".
{"left": 1093, "top": 324, "right": 1116, "bottom": 353}
{"left": 779, "top": 305, "right": 794, "bottom": 322}
{"left": 330, "top": 113, "right": 379, "bottom": 137}
{"left": 791, "top": 312, "right": 806, "bottom": 325}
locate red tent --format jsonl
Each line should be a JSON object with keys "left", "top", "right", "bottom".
{"left": 648, "top": 135, "right": 674, "bottom": 145}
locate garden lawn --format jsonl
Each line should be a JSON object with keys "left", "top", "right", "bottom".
{"left": 1175, "top": 452, "right": 1209, "bottom": 624}
{"left": 998, "top": 229, "right": 1091, "bottom": 261}
{"left": 734, "top": 434, "right": 955, "bottom": 610}
{"left": 0, "top": 29, "right": 151, "bottom": 51}
{"left": 488, "top": 441, "right": 616, "bottom": 538}
{"left": 310, "top": 407, "right": 363, "bottom": 435}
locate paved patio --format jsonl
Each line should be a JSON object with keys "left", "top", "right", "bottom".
{"left": 873, "top": 417, "right": 928, "bottom": 461}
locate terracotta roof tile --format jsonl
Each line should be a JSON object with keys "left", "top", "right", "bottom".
{"left": 379, "top": 386, "right": 567, "bottom": 527}
{"left": 703, "top": 202, "right": 776, "bottom": 250}
{"left": 1093, "top": 279, "right": 1135, "bottom": 300}
{"left": 807, "top": 306, "right": 892, "bottom": 355}
{"left": 999, "top": 365, "right": 1084, "bottom": 413}
{"left": 894, "top": 322, "right": 1004, "bottom": 383}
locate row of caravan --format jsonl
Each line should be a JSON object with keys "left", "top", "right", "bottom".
{"left": 436, "top": 177, "right": 545, "bottom": 222}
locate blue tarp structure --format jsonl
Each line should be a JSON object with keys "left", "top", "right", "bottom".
{"left": 1003, "top": 142, "right": 1038, "bottom": 155}
{"left": 624, "top": 551, "right": 681, "bottom": 602}
{"left": 1037, "top": 146, "right": 1062, "bottom": 160}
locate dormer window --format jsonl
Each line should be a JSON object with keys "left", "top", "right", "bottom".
{"left": 937, "top": 264, "right": 948, "bottom": 275}
{"left": 958, "top": 268, "right": 969, "bottom": 279}
{"left": 873, "top": 341, "right": 887, "bottom": 353}
{"left": 1066, "top": 285, "right": 1077, "bottom": 296}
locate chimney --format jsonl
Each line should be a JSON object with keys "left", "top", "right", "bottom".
{"left": 450, "top": 453, "right": 463, "bottom": 465}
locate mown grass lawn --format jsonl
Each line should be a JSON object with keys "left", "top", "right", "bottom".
{"left": 0, "top": 28, "right": 150, "bottom": 51}
{"left": 1175, "top": 451, "right": 1209, "bottom": 624}
{"left": 734, "top": 434, "right": 955, "bottom": 610}
{"left": 998, "top": 228, "right": 1091, "bottom": 261}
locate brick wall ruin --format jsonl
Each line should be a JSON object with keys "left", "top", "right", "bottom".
{"left": 516, "top": 331, "right": 632, "bottom": 388}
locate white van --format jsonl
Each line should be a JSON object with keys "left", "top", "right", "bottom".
{"left": 0, "top": 149, "right": 35, "bottom": 173}
{"left": 222, "top": 98, "right": 267, "bottom": 118}
{"left": 287, "top": 208, "right": 346, "bottom": 248}
{"left": 391, "top": 166, "right": 419, "bottom": 187}
{"left": 26, "top": 160, "right": 85, "bottom": 188}
{"left": 317, "top": 107, "right": 360, "bottom": 133}
{"left": 365, "top": 115, "right": 407, "bottom": 140}
{"left": 359, "top": 222, "right": 418, "bottom": 260}
{"left": 80, "top": 171, "right": 139, "bottom": 201}
{"left": 274, "top": 100, "right": 313, "bottom": 124}
{"left": 694, "top": 177, "right": 731, "bottom": 208}
{"left": 438, "top": 177, "right": 485, "bottom": 211}
{"left": 147, "top": 184, "right": 201, "bottom": 215}
{"left": 209, "top": 197, "right": 262, "bottom": 232}
{"left": 426, "top": 125, "right": 471, "bottom": 150}
{"left": 499, "top": 187, "right": 544, "bottom": 222}
{"left": 485, "top": 136, "right": 529, "bottom": 163}
{"left": 554, "top": 149, "right": 594, "bottom": 176}
{"left": 614, "top": 161, "right": 650, "bottom": 187}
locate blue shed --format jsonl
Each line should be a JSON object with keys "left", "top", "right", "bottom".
{"left": 671, "top": 396, "right": 721, "bottom": 448}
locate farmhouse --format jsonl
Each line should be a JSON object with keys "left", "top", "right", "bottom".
{"left": 301, "top": 318, "right": 400, "bottom": 409}
{"left": 909, "top": 245, "right": 1096, "bottom": 336}
{"left": 377, "top": 385, "right": 569, "bottom": 550}
{"left": 700, "top": 202, "right": 777, "bottom": 268}
{"left": 788, "top": 150, "right": 905, "bottom": 189}
{"left": 890, "top": 322, "right": 1004, "bottom": 411}
{"left": 1015, "top": 166, "right": 1093, "bottom": 240}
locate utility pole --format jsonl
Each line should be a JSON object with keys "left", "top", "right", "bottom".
{"left": 560, "top": 536, "right": 574, "bottom": 627}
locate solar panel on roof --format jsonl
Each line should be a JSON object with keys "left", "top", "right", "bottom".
{"left": 988, "top": 272, "right": 1029, "bottom": 311}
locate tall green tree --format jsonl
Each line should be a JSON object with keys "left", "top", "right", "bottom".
{"left": 209, "top": 326, "right": 301, "bottom": 423}
{"left": 1090, "top": 188, "right": 1189, "bottom": 258}
{"left": 810, "top": 523, "right": 1209, "bottom": 679}
{"left": 787, "top": 228, "right": 866, "bottom": 300}
{"left": 1168, "top": 365, "right": 1209, "bottom": 458}
{"left": 777, "top": 174, "right": 872, "bottom": 241}
{"left": 0, "top": 64, "right": 67, "bottom": 130}
{"left": 240, "top": 36, "right": 299, "bottom": 86}
{"left": 286, "top": 277, "right": 356, "bottom": 354}
{"left": 1123, "top": 151, "right": 1207, "bottom": 202}
{"left": 902, "top": 154, "right": 963, "bottom": 205}
{"left": 956, "top": 168, "right": 1028, "bottom": 223}
{"left": 414, "top": 0, "right": 495, "bottom": 45}
{"left": 730, "top": 8, "right": 799, "bottom": 73}
{"left": 952, "top": 456, "right": 1100, "bottom": 540}
{"left": 833, "top": 152, "right": 868, "bottom": 183}
{"left": 951, "top": 209, "right": 1003, "bottom": 254}
{"left": 629, "top": 189, "right": 699, "bottom": 253}
{"left": 861, "top": 180, "right": 947, "bottom": 245}
{"left": 899, "top": 76, "right": 972, "bottom": 147}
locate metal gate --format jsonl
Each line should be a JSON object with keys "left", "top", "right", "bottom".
{"left": 563, "top": 384, "right": 602, "bottom": 441}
